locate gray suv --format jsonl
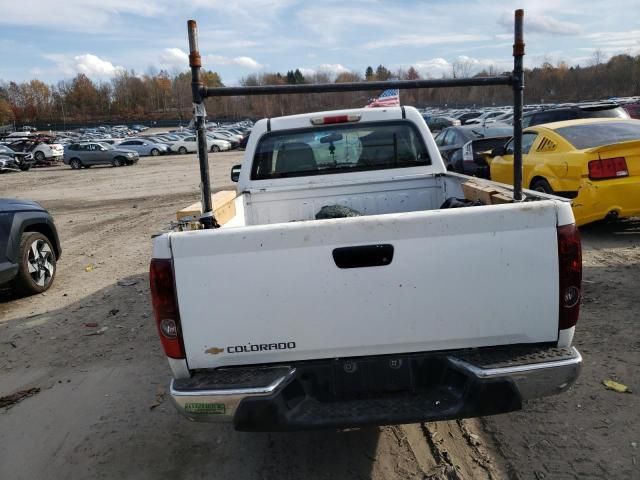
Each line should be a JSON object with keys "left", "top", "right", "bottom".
{"left": 63, "top": 142, "right": 139, "bottom": 169}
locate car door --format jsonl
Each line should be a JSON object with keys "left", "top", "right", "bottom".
{"left": 96, "top": 144, "right": 111, "bottom": 163}
{"left": 119, "top": 140, "right": 141, "bottom": 154}
{"left": 489, "top": 132, "right": 539, "bottom": 184}
{"left": 83, "top": 144, "right": 99, "bottom": 165}
{"left": 138, "top": 141, "right": 151, "bottom": 155}
{"left": 184, "top": 136, "right": 197, "bottom": 152}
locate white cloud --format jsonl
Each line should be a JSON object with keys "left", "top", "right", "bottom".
{"left": 203, "top": 54, "right": 262, "bottom": 69}
{"left": 74, "top": 54, "right": 123, "bottom": 76}
{"left": 413, "top": 58, "right": 453, "bottom": 79}
{"left": 0, "top": 0, "right": 165, "bottom": 32}
{"left": 296, "top": 64, "right": 351, "bottom": 78}
{"left": 159, "top": 48, "right": 189, "bottom": 68}
{"left": 157, "top": 49, "right": 262, "bottom": 70}
{"left": 318, "top": 63, "right": 350, "bottom": 75}
{"left": 298, "top": 67, "right": 316, "bottom": 77}
{"left": 43, "top": 53, "right": 124, "bottom": 78}
{"left": 233, "top": 56, "right": 261, "bottom": 69}
{"left": 585, "top": 30, "right": 640, "bottom": 50}
{"left": 412, "top": 55, "right": 507, "bottom": 79}
{"left": 364, "top": 34, "right": 489, "bottom": 50}
{"left": 499, "top": 12, "right": 581, "bottom": 35}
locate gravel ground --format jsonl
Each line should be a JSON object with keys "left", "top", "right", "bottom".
{"left": 0, "top": 153, "right": 637, "bottom": 479}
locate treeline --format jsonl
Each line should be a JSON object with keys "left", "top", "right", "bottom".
{"left": 1, "top": 54, "right": 639, "bottom": 127}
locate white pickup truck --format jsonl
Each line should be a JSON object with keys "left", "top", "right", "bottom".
{"left": 150, "top": 106, "right": 582, "bottom": 431}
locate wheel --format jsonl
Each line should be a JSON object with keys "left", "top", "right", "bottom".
{"left": 150, "top": 148, "right": 159, "bottom": 156}
{"left": 19, "top": 164, "right": 31, "bottom": 171}
{"left": 178, "top": 146, "right": 187, "bottom": 154}
{"left": 112, "top": 157, "right": 124, "bottom": 167}
{"left": 210, "top": 145, "right": 220, "bottom": 153}
{"left": 530, "top": 178, "right": 554, "bottom": 194}
{"left": 34, "top": 151, "right": 45, "bottom": 162}
{"left": 69, "top": 158, "right": 82, "bottom": 169}
{"left": 14, "top": 232, "right": 56, "bottom": 294}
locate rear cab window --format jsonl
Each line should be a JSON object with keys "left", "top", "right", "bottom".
{"left": 251, "top": 121, "right": 431, "bottom": 180}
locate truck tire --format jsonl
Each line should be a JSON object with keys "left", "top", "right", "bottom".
{"left": 13, "top": 232, "right": 57, "bottom": 295}
{"left": 530, "top": 178, "right": 553, "bottom": 194}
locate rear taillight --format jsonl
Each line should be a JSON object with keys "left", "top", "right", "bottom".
{"left": 557, "top": 224, "right": 582, "bottom": 330}
{"left": 149, "top": 259, "right": 184, "bottom": 359}
{"left": 588, "top": 157, "right": 628, "bottom": 180}
{"left": 462, "top": 142, "right": 473, "bottom": 162}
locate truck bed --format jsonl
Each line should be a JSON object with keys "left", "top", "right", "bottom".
{"left": 228, "top": 172, "right": 489, "bottom": 227}
{"left": 167, "top": 178, "right": 563, "bottom": 371}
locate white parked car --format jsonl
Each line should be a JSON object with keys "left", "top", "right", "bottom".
{"left": 170, "top": 135, "right": 231, "bottom": 154}
{"left": 211, "top": 130, "right": 243, "bottom": 143}
{"left": 32, "top": 142, "right": 64, "bottom": 163}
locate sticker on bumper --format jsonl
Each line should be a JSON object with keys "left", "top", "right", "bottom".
{"left": 185, "top": 403, "right": 226, "bottom": 415}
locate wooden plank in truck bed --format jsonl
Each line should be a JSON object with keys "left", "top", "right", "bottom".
{"left": 177, "top": 190, "right": 237, "bottom": 226}
{"left": 462, "top": 181, "right": 514, "bottom": 205}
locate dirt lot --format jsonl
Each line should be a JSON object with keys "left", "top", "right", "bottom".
{"left": 0, "top": 153, "right": 638, "bottom": 479}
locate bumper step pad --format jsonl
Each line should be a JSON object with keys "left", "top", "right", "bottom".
{"left": 173, "top": 366, "right": 293, "bottom": 391}
{"left": 449, "top": 345, "right": 578, "bottom": 370}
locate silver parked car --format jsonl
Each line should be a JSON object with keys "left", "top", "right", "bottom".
{"left": 116, "top": 139, "right": 170, "bottom": 156}
{"left": 63, "top": 143, "right": 139, "bottom": 169}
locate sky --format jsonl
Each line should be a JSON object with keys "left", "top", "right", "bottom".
{"left": 1, "top": 0, "right": 639, "bottom": 86}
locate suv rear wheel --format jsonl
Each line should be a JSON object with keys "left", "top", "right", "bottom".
{"left": 14, "top": 232, "right": 57, "bottom": 294}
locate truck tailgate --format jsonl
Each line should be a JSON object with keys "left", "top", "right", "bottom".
{"left": 171, "top": 202, "right": 560, "bottom": 370}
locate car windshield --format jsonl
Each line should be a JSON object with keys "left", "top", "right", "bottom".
{"left": 555, "top": 121, "right": 640, "bottom": 149}
{"left": 252, "top": 121, "right": 431, "bottom": 180}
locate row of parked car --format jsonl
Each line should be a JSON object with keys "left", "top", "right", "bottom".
{"left": 432, "top": 101, "right": 634, "bottom": 174}
{"left": 430, "top": 101, "right": 640, "bottom": 226}
{"left": 0, "top": 121, "right": 254, "bottom": 172}
{"left": 422, "top": 98, "right": 640, "bottom": 133}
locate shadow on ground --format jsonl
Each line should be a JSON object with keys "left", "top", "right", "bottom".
{"left": 0, "top": 274, "right": 382, "bottom": 480}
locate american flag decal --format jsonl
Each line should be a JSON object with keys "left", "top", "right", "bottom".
{"left": 365, "top": 89, "right": 400, "bottom": 108}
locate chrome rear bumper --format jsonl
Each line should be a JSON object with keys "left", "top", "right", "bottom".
{"left": 169, "top": 346, "right": 582, "bottom": 430}
{"left": 170, "top": 367, "right": 295, "bottom": 422}
{"left": 448, "top": 346, "right": 582, "bottom": 400}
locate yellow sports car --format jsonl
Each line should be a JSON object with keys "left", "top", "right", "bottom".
{"left": 489, "top": 118, "right": 640, "bottom": 226}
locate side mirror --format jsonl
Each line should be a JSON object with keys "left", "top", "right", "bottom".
{"left": 491, "top": 145, "right": 506, "bottom": 157}
{"left": 230, "top": 164, "right": 241, "bottom": 182}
